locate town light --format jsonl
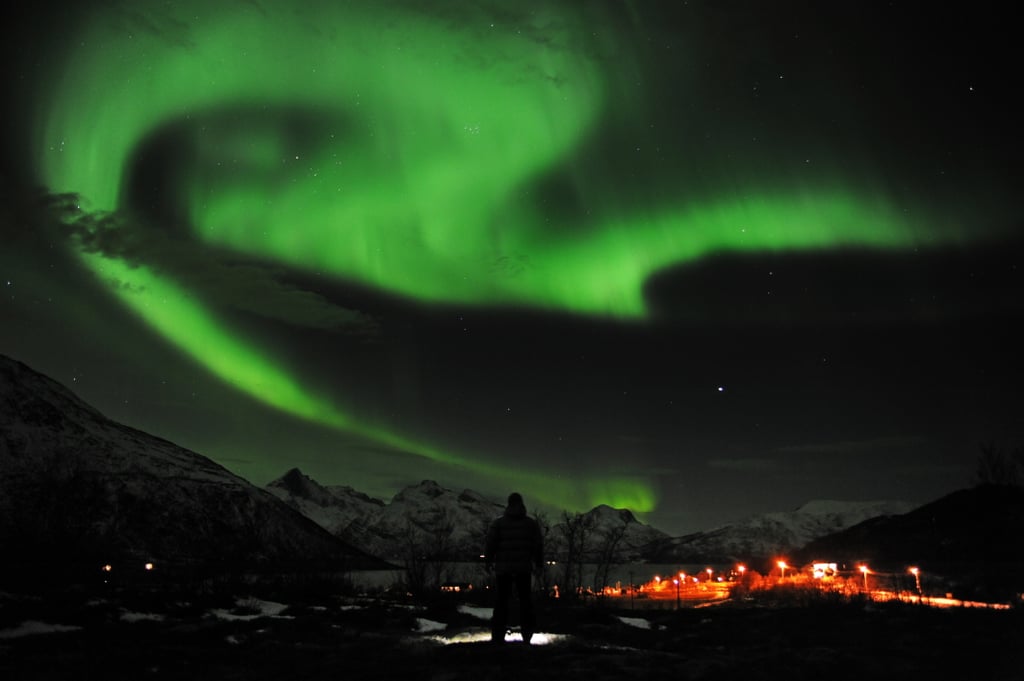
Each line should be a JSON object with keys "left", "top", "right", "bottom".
{"left": 777, "top": 560, "right": 788, "bottom": 579}
{"left": 674, "top": 578, "right": 680, "bottom": 609}
{"left": 101, "top": 564, "right": 113, "bottom": 572}
{"left": 859, "top": 564, "right": 870, "bottom": 591}
{"left": 812, "top": 562, "right": 837, "bottom": 579}
{"left": 144, "top": 562, "right": 154, "bottom": 571}
{"left": 706, "top": 567, "right": 713, "bottom": 581}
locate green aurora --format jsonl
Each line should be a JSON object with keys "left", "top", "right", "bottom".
{"left": 31, "top": 0, "right": 996, "bottom": 512}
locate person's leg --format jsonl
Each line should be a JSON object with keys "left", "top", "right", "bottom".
{"left": 515, "top": 571, "right": 535, "bottom": 643}
{"left": 491, "top": 573, "right": 512, "bottom": 642}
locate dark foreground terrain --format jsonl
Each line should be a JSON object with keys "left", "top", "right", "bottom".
{"left": 1, "top": 587, "right": 1021, "bottom": 681}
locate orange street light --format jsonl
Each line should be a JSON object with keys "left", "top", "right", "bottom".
{"left": 859, "top": 564, "right": 870, "bottom": 591}
{"left": 909, "top": 567, "right": 921, "bottom": 595}
{"left": 706, "top": 567, "right": 713, "bottom": 581}
{"left": 673, "top": 578, "right": 680, "bottom": 609}
{"left": 777, "top": 560, "right": 788, "bottom": 579}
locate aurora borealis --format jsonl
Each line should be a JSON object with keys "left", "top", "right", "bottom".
{"left": 2, "top": 1, "right": 1021, "bottom": 532}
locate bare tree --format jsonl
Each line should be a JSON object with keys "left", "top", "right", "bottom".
{"left": 593, "top": 521, "right": 629, "bottom": 593}
{"left": 974, "top": 442, "right": 1023, "bottom": 488}
{"left": 556, "top": 511, "right": 595, "bottom": 600}
{"left": 532, "top": 509, "right": 553, "bottom": 597}
{"left": 399, "top": 508, "right": 456, "bottom": 596}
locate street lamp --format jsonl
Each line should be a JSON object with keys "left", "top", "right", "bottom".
{"left": 706, "top": 567, "right": 713, "bottom": 582}
{"left": 777, "top": 560, "right": 788, "bottom": 580}
{"left": 859, "top": 565, "right": 870, "bottom": 592}
{"left": 674, "top": 578, "right": 680, "bottom": 609}
{"left": 909, "top": 567, "right": 921, "bottom": 599}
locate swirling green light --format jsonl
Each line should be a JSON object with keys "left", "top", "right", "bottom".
{"left": 35, "top": 0, "right": 965, "bottom": 512}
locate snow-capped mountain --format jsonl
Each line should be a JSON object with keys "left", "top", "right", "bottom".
{"left": 0, "top": 354, "right": 380, "bottom": 582}
{"left": 266, "top": 468, "right": 385, "bottom": 535}
{"left": 267, "top": 471, "right": 670, "bottom": 562}
{"left": 642, "top": 499, "right": 917, "bottom": 563}
{"left": 546, "top": 504, "right": 670, "bottom": 561}
{"left": 364, "top": 480, "right": 504, "bottom": 562}
{"left": 268, "top": 474, "right": 503, "bottom": 562}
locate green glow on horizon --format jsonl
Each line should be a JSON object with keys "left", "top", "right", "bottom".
{"left": 77, "top": 251, "right": 655, "bottom": 512}
{"left": 34, "top": 0, "right": 975, "bottom": 511}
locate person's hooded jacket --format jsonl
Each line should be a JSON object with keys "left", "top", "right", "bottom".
{"left": 485, "top": 495, "right": 543, "bottom": 575}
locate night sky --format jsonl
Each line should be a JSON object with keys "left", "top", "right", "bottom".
{"left": 1, "top": 0, "right": 1020, "bottom": 534}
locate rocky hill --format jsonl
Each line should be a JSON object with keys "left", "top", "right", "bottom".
{"left": 798, "top": 485, "right": 1024, "bottom": 567}
{"left": 0, "top": 354, "right": 383, "bottom": 586}
{"left": 546, "top": 504, "right": 670, "bottom": 561}
{"left": 795, "top": 484, "right": 1024, "bottom": 599}
{"left": 266, "top": 468, "right": 386, "bottom": 536}
{"left": 268, "top": 471, "right": 671, "bottom": 563}
{"left": 641, "top": 499, "right": 916, "bottom": 564}
{"left": 268, "top": 473, "right": 504, "bottom": 562}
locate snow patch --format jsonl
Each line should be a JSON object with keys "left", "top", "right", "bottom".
{"left": 428, "top": 629, "right": 568, "bottom": 645}
{"left": 120, "top": 611, "right": 166, "bottom": 623}
{"left": 415, "top": 618, "right": 447, "bottom": 633}
{"left": 0, "top": 621, "right": 81, "bottom": 639}
{"left": 615, "top": 616, "right": 651, "bottom": 629}
{"left": 456, "top": 604, "right": 493, "bottom": 620}
{"left": 210, "top": 598, "right": 293, "bottom": 621}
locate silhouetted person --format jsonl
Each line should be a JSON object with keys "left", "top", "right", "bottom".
{"left": 484, "top": 492, "right": 543, "bottom": 644}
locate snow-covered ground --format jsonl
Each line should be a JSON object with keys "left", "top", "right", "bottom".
{"left": 1, "top": 590, "right": 1019, "bottom": 680}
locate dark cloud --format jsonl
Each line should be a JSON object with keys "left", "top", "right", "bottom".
{"left": 41, "top": 192, "right": 380, "bottom": 337}
{"left": 107, "top": 5, "right": 197, "bottom": 49}
{"left": 773, "top": 436, "right": 930, "bottom": 457}
{"left": 707, "top": 458, "right": 780, "bottom": 473}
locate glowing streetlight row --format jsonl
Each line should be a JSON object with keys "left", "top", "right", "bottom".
{"left": 775, "top": 559, "right": 925, "bottom": 595}
{"left": 650, "top": 562, "right": 923, "bottom": 598}
{"left": 99, "top": 562, "right": 156, "bottom": 572}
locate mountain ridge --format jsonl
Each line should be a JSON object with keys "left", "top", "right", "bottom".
{"left": 0, "top": 353, "right": 385, "bottom": 585}
{"left": 626, "top": 498, "right": 916, "bottom": 564}
{"left": 265, "top": 467, "right": 917, "bottom": 565}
